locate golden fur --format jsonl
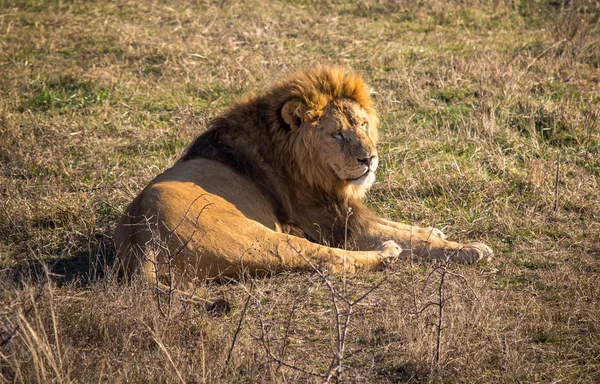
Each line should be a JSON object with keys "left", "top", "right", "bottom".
{"left": 114, "top": 66, "right": 492, "bottom": 285}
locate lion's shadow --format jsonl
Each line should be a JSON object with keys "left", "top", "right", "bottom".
{"left": 1, "top": 233, "right": 116, "bottom": 289}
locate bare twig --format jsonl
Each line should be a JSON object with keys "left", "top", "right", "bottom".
{"left": 132, "top": 196, "right": 213, "bottom": 318}
{"left": 283, "top": 237, "right": 395, "bottom": 382}
{"left": 277, "top": 301, "right": 298, "bottom": 372}
{"left": 251, "top": 289, "right": 326, "bottom": 378}
{"left": 409, "top": 224, "right": 419, "bottom": 317}
{"left": 351, "top": 272, "right": 394, "bottom": 306}
{"left": 342, "top": 207, "right": 353, "bottom": 297}
{"left": 226, "top": 279, "right": 255, "bottom": 366}
{"left": 434, "top": 257, "right": 449, "bottom": 366}
{"left": 145, "top": 323, "right": 185, "bottom": 384}
{"left": 553, "top": 152, "right": 561, "bottom": 214}
{"left": 407, "top": 250, "right": 478, "bottom": 368}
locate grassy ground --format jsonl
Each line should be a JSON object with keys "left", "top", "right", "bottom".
{"left": 1, "top": 0, "right": 599, "bottom": 382}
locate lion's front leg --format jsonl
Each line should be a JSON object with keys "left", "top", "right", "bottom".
{"left": 399, "top": 234, "right": 493, "bottom": 264}
{"left": 356, "top": 222, "right": 492, "bottom": 264}
{"left": 268, "top": 232, "right": 402, "bottom": 274}
{"left": 377, "top": 218, "right": 446, "bottom": 240}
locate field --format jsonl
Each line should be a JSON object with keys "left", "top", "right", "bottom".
{"left": 1, "top": 0, "right": 599, "bottom": 382}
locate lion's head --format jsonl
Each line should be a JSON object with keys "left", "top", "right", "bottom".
{"left": 269, "top": 67, "right": 380, "bottom": 200}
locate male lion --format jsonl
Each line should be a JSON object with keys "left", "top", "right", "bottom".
{"left": 114, "top": 66, "right": 492, "bottom": 285}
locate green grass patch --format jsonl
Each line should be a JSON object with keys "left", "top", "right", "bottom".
{"left": 20, "top": 76, "right": 110, "bottom": 112}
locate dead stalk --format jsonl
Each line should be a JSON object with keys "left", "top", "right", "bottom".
{"left": 248, "top": 283, "right": 326, "bottom": 379}
{"left": 133, "top": 196, "right": 213, "bottom": 318}
{"left": 284, "top": 238, "right": 395, "bottom": 382}
{"left": 343, "top": 207, "right": 353, "bottom": 297}
{"left": 407, "top": 250, "right": 479, "bottom": 368}
{"left": 553, "top": 152, "right": 560, "bottom": 214}
{"left": 409, "top": 224, "right": 419, "bottom": 317}
{"left": 434, "top": 257, "right": 449, "bottom": 366}
{"left": 277, "top": 301, "right": 298, "bottom": 372}
{"left": 226, "top": 279, "right": 255, "bottom": 366}
{"left": 145, "top": 323, "right": 185, "bottom": 384}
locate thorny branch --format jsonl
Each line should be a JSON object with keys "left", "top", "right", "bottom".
{"left": 238, "top": 281, "right": 327, "bottom": 379}
{"left": 284, "top": 235, "right": 398, "bottom": 382}
{"left": 128, "top": 195, "right": 213, "bottom": 318}
{"left": 405, "top": 250, "right": 479, "bottom": 367}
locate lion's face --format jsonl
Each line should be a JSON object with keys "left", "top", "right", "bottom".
{"left": 286, "top": 99, "right": 379, "bottom": 197}
{"left": 317, "top": 100, "right": 379, "bottom": 189}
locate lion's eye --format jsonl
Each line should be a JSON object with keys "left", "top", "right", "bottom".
{"left": 332, "top": 132, "right": 343, "bottom": 141}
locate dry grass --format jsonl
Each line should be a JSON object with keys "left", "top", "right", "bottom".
{"left": 1, "top": 0, "right": 599, "bottom": 382}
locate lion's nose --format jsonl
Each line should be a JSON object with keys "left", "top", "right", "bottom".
{"left": 357, "top": 156, "right": 376, "bottom": 167}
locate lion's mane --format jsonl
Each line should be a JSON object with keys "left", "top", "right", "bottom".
{"left": 179, "top": 67, "right": 379, "bottom": 245}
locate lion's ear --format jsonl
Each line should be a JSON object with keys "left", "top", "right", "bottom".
{"left": 281, "top": 100, "right": 305, "bottom": 130}
{"left": 369, "top": 88, "right": 379, "bottom": 102}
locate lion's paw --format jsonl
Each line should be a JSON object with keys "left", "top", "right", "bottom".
{"left": 377, "top": 240, "right": 403, "bottom": 261}
{"left": 455, "top": 243, "right": 493, "bottom": 264}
